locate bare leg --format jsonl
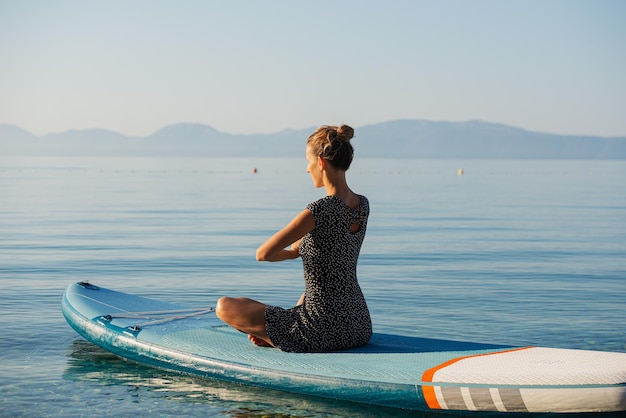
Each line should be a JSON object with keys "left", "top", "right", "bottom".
{"left": 215, "top": 296, "right": 274, "bottom": 347}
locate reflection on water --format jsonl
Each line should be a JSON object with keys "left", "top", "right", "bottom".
{"left": 64, "top": 339, "right": 418, "bottom": 417}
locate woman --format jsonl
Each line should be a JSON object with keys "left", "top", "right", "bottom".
{"left": 216, "top": 124, "right": 372, "bottom": 352}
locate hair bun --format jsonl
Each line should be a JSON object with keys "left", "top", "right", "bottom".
{"left": 307, "top": 124, "right": 355, "bottom": 170}
{"left": 336, "top": 125, "right": 354, "bottom": 142}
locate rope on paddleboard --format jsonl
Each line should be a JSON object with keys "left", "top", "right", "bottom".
{"left": 102, "top": 307, "right": 215, "bottom": 331}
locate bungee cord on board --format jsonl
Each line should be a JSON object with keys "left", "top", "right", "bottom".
{"left": 101, "top": 307, "right": 215, "bottom": 330}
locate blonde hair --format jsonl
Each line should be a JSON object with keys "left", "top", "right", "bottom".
{"left": 307, "top": 125, "right": 355, "bottom": 170}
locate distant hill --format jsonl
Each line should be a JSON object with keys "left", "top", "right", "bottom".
{"left": 1, "top": 120, "right": 625, "bottom": 159}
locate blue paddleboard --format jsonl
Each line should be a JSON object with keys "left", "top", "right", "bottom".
{"left": 62, "top": 282, "right": 626, "bottom": 413}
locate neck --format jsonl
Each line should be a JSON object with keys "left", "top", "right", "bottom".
{"left": 323, "top": 169, "right": 353, "bottom": 201}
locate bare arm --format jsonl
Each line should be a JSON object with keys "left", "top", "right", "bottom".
{"left": 256, "top": 209, "right": 315, "bottom": 262}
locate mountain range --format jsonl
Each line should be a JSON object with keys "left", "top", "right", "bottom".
{"left": 2, "top": 120, "right": 625, "bottom": 159}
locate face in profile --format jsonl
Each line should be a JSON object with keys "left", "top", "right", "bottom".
{"left": 305, "top": 146, "right": 324, "bottom": 188}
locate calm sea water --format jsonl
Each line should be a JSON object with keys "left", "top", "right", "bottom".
{"left": 1, "top": 156, "right": 624, "bottom": 417}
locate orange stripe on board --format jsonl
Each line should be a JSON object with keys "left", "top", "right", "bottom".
{"left": 422, "top": 384, "right": 441, "bottom": 409}
{"left": 421, "top": 346, "right": 533, "bottom": 409}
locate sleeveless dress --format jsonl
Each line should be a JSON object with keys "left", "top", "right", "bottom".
{"left": 265, "top": 195, "right": 372, "bottom": 352}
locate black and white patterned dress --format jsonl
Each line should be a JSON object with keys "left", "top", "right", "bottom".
{"left": 265, "top": 195, "right": 372, "bottom": 352}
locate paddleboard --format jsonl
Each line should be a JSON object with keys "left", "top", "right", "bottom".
{"left": 62, "top": 282, "right": 626, "bottom": 413}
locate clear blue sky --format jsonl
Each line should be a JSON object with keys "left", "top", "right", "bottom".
{"left": 1, "top": 0, "right": 625, "bottom": 137}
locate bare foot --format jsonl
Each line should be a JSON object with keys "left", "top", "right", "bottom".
{"left": 248, "top": 334, "right": 273, "bottom": 348}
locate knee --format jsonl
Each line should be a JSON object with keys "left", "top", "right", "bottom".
{"left": 215, "top": 296, "right": 231, "bottom": 321}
